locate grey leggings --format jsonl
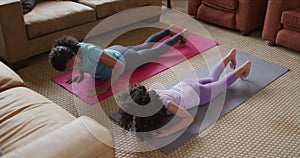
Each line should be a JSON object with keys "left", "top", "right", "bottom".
{"left": 107, "top": 29, "right": 184, "bottom": 71}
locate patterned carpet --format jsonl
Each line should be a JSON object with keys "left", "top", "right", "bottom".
{"left": 16, "top": 3, "right": 300, "bottom": 158}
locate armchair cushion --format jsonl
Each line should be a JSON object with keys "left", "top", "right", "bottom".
{"left": 24, "top": 1, "right": 96, "bottom": 39}
{"left": 281, "top": 7, "right": 300, "bottom": 32}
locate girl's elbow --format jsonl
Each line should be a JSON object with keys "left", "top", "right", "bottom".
{"left": 116, "top": 61, "right": 125, "bottom": 69}
{"left": 186, "top": 116, "right": 194, "bottom": 125}
{"left": 189, "top": 117, "right": 194, "bottom": 125}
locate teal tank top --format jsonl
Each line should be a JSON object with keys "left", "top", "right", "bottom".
{"left": 77, "top": 42, "right": 125, "bottom": 80}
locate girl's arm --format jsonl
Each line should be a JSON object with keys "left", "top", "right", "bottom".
{"left": 88, "top": 52, "right": 125, "bottom": 96}
{"left": 153, "top": 101, "right": 194, "bottom": 138}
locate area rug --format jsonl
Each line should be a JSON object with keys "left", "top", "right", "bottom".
{"left": 110, "top": 51, "right": 289, "bottom": 154}
{"left": 52, "top": 29, "right": 218, "bottom": 104}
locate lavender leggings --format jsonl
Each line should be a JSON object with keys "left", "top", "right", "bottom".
{"left": 107, "top": 29, "right": 183, "bottom": 71}
{"left": 186, "top": 62, "right": 237, "bottom": 105}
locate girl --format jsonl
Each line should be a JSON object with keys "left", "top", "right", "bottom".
{"left": 49, "top": 25, "right": 188, "bottom": 96}
{"left": 118, "top": 49, "right": 252, "bottom": 138}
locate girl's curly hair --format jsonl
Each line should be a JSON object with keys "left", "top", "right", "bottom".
{"left": 48, "top": 36, "right": 80, "bottom": 71}
{"left": 118, "top": 84, "right": 168, "bottom": 139}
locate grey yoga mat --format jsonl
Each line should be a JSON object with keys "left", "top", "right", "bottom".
{"left": 110, "top": 51, "right": 289, "bottom": 154}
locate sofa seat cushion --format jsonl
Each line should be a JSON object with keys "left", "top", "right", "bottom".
{"left": 202, "top": 0, "right": 238, "bottom": 11}
{"left": 76, "top": 0, "right": 152, "bottom": 19}
{"left": 281, "top": 7, "right": 300, "bottom": 32}
{"left": 0, "top": 87, "right": 75, "bottom": 153}
{"left": 24, "top": 1, "right": 97, "bottom": 39}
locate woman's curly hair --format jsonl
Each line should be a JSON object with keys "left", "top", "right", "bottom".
{"left": 48, "top": 35, "right": 80, "bottom": 71}
{"left": 118, "top": 84, "right": 168, "bottom": 139}
{"left": 52, "top": 35, "right": 80, "bottom": 51}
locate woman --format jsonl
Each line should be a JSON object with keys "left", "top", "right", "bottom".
{"left": 49, "top": 25, "right": 187, "bottom": 96}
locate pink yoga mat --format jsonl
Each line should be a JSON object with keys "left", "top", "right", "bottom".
{"left": 52, "top": 31, "right": 218, "bottom": 104}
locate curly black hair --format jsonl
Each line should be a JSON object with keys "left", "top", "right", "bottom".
{"left": 48, "top": 36, "right": 80, "bottom": 71}
{"left": 118, "top": 84, "right": 168, "bottom": 139}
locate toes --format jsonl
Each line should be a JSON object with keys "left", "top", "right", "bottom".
{"left": 230, "top": 63, "right": 236, "bottom": 69}
{"left": 227, "top": 49, "right": 236, "bottom": 69}
{"left": 179, "top": 39, "right": 187, "bottom": 46}
{"left": 168, "top": 24, "right": 176, "bottom": 36}
{"left": 240, "top": 74, "right": 246, "bottom": 79}
{"left": 181, "top": 28, "right": 188, "bottom": 38}
{"left": 179, "top": 29, "right": 188, "bottom": 46}
{"left": 241, "top": 70, "right": 249, "bottom": 79}
{"left": 231, "top": 49, "right": 236, "bottom": 53}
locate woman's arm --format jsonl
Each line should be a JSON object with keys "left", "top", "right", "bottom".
{"left": 153, "top": 101, "right": 194, "bottom": 137}
{"left": 88, "top": 52, "right": 125, "bottom": 96}
{"left": 100, "top": 52, "right": 125, "bottom": 84}
{"left": 66, "top": 71, "right": 84, "bottom": 84}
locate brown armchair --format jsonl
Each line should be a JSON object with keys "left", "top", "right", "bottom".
{"left": 262, "top": 0, "right": 300, "bottom": 51}
{"left": 188, "top": 0, "right": 267, "bottom": 35}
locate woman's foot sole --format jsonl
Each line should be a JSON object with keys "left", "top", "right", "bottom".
{"left": 240, "top": 61, "right": 251, "bottom": 79}
{"left": 226, "top": 49, "right": 237, "bottom": 69}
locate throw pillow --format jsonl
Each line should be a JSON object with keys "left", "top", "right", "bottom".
{"left": 21, "top": 0, "right": 36, "bottom": 14}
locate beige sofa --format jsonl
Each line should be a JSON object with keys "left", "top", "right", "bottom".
{"left": 0, "top": 0, "right": 162, "bottom": 69}
{"left": 0, "top": 61, "right": 115, "bottom": 158}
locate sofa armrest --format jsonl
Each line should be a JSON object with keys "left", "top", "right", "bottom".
{"left": 0, "top": 0, "right": 29, "bottom": 64}
{"left": 262, "top": 0, "right": 286, "bottom": 42}
{"left": 0, "top": 61, "right": 24, "bottom": 92}
{"left": 188, "top": 0, "right": 202, "bottom": 17}
{"left": 235, "top": 0, "right": 267, "bottom": 33}
{"left": 2, "top": 116, "right": 115, "bottom": 158}
{"left": 262, "top": 0, "right": 300, "bottom": 42}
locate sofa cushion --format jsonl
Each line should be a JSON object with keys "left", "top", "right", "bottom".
{"left": 0, "top": 62, "right": 24, "bottom": 93}
{"left": 24, "top": 1, "right": 97, "bottom": 39}
{"left": 281, "top": 7, "right": 300, "bottom": 32}
{"left": 202, "top": 0, "right": 238, "bottom": 10}
{"left": 76, "top": 0, "right": 152, "bottom": 19}
{"left": 0, "top": 87, "right": 75, "bottom": 153}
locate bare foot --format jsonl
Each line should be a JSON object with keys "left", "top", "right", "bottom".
{"left": 167, "top": 24, "right": 176, "bottom": 36}
{"left": 226, "top": 49, "right": 237, "bottom": 69}
{"left": 179, "top": 28, "right": 188, "bottom": 46}
{"left": 240, "top": 61, "right": 251, "bottom": 79}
